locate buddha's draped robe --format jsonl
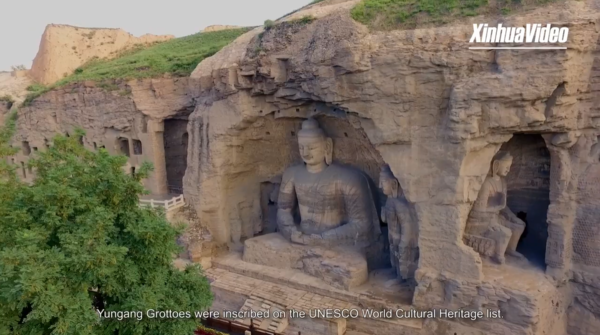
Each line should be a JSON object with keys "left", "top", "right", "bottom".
{"left": 277, "top": 164, "right": 380, "bottom": 246}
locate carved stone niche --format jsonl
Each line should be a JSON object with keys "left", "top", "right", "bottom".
{"left": 463, "top": 134, "right": 551, "bottom": 269}
{"left": 259, "top": 176, "right": 281, "bottom": 235}
{"left": 227, "top": 113, "right": 395, "bottom": 290}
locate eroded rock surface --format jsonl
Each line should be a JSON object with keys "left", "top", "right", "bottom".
{"left": 182, "top": 0, "right": 600, "bottom": 334}
{"left": 7, "top": 0, "right": 600, "bottom": 334}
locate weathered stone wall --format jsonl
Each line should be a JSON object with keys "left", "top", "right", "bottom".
{"left": 6, "top": 0, "right": 600, "bottom": 334}
{"left": 8, "top": 78, "right": 194, "bottom": 195}
{"left": 183, "top": 1, "right": 600, "bottom": 334}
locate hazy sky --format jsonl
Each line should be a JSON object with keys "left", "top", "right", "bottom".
{"left": 0, "top": 0, "right": 311, "bottom": 71}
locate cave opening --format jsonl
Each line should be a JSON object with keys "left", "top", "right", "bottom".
{"left": 500, "top": 134, "right": 551, "bottom": 269}
{"left": 117, "top": 137, "right": 130, "bottom": 157}
{"left": 22, "top": 141, "right": 31, "bottom": 156}
{"left": 132, "top": 139, "right": 143, "bottom": 155}
{"left": 163, "top": 119, "right": 188, "bottom": 194}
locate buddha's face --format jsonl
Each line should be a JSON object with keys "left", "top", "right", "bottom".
{"left": 299, "top": 136, "right": 327, "bottom": 166}
{"left": 495, "top": 158, "right": 512, "bottom": 177}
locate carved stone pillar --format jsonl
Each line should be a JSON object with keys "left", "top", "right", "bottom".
{"left": 148, "top": 119, "right": 168, "bottom": 195}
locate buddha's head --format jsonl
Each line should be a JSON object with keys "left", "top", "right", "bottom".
{"left": 379, "top": 165, "right": 400, "bottom": 198}
{"left": 297, "top": 118, "right": 333, "bottom": 167}
{"left": 492, "top": 151, "right": 513, "bottom": 177}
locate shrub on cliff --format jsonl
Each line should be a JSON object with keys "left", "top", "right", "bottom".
{"left": 20, "top": 28, "right": 249, "bottom": 107}
{"left": 0, "top": 128, "right": 213, "bottom": 335}
{"left": 351, "top": 0, "right": 561, "bottom": 30}
{"left": 57, "top": 28, "right": 249, "bottom": 83}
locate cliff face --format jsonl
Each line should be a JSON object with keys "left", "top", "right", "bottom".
{"left": 8, "top": 0, "right": 600, "bottom": 334}
{"left": 29, "top": 25, "right": 174, "bottom": 85}
{"left": 10, "top": 78, "right": 194, "bottom": 194}
{"left": 182, "top": 0, "right": 600, "bottom": 334}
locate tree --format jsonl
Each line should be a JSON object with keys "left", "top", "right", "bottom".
{"left": 0, "top": 127, "right": 213, "bottom": 335}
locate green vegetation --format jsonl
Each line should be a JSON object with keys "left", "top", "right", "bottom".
{"left": 264, "top": 15, "right": 317, "bottom": 32}
{"left": 293, "top": 15, "right": 317, "bottom": 24}
{"left": 311, "top": 0, "right": 326, "bottom": 4}
{"left": 21, "top": 28, "right": 249, "bottom": 107}
{"left": 0, "top": 95, "right": 14, "bottom": 104}
{"left": 0, "top": 126, "right": 213, "bottom": 335}
{"left": 351, "top": 0, "right": 562, "bottom": 30}
{"left": 22, "top": 83, "right": 50, "bottom": 107}
{"left": 196, "top": 325, "right": 228, "bottom": 335}
{"left": 60, "top": 28, "right": 248, "bottom": 82}
{"left": 264, "top": 19, "right": 275, "bottom": 29}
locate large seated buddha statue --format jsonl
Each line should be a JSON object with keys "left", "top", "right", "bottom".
{"left": 243, "top": 118, "right": 384, "bottom": 290}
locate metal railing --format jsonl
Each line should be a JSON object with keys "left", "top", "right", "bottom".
{"left": 139, "top": 194, "right": 185, "bottom": 211}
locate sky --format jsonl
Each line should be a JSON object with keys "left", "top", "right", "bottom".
{"left": 0, "top": 0, "right": 311, "bottom": 71}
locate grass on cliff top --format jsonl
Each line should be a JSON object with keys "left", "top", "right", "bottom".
{"left": 22, "top": 28, "right": 250, "bottom": 106}
{"left": 351, "top": 0, "right": 562, "bottom": 30}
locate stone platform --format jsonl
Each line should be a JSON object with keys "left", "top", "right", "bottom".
{"left": 205, "top": 262, "right": 423, "bottom": 335}
{"left": 243, "top": 233, "right": 371, "bottom": 290}
{"left": 206, "top": 252, "right": 568, "bottom": 335}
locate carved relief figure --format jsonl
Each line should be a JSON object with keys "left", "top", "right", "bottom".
{"left": 277, "top": 118, "right": 381, "bottom": 247}
{"left": 464, "top": 151, "right": 526, "bottom": 264}
{"left": 230, "top": 199, "right": 261, "bottom": 250}
{"left": 379, "top": 165, "right": 419, "bottom": 281}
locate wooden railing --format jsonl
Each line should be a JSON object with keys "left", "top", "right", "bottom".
{"left": 199, "top": 318, "right": 286, "bottom": 335}
{"left": 139, "top": 194, "right": 185, "bottom": 211}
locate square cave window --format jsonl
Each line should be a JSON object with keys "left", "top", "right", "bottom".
{"left": 133, "top": 139, "right": 143, "bottom": 155}
{"left": 22, "top": 141, "right": 31, "bottom": 156}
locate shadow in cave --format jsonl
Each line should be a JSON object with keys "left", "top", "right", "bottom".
{"left": 501, "top": 134, "right": 550, "bottom": 270}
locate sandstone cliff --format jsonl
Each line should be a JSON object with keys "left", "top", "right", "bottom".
{"left": 8, "top": 0, "right": 600, "bottom": 334}
{"left": 182, "top": 0, "right": 600, "bottom": 334}
{"left": 29, "top": 25, "right": 174, "bottom": 85}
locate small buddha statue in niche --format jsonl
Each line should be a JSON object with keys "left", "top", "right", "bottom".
{"left": 379, "top": 165, "right": 419, "bottom": 281}
{"left": 465, "top": 151, "right": 526, "bottom": 264}
{"left": 276, "top": 118, "right": 381, "bottom": 247}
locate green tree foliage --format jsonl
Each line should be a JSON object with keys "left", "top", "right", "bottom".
{"left": 0, "top": 128, "right": 213, "bottom": 335}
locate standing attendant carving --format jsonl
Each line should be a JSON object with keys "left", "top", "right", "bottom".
{"left": 379, "top": 165, "right": 418, "bottom": 281}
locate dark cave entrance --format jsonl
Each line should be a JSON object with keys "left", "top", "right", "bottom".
{"left": 163, "top": 119, "right": 188, "bottom": 194}
{"left": 500, "top": 134, "right": 551, "bottom": 269}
